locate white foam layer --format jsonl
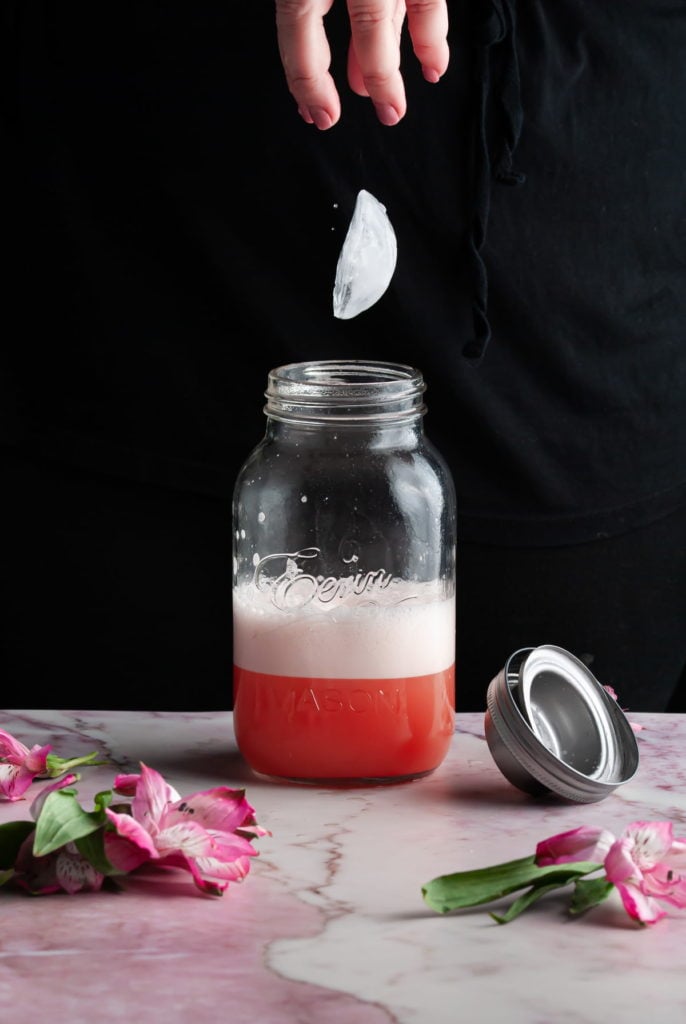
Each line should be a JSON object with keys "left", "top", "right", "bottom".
{"left": 233, "top": 581, "right": 455, "bottom": 679}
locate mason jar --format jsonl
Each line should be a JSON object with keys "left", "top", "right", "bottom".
{"left": 232, "top": 360, "right": 456, "bottom": 784}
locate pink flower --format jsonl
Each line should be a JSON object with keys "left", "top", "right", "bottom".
{"left": 604, "top": 822, "right": 686, "bottom": 925}
{"left": 536, "top": 821, "right": 686, "bottom": 925}
{"left": 0, "top": 729, "right": 52, "bottom": 801}
{"left": 535, "top": 826, "right": 614, "bottom": 867}
{"left": 104, "top": 763, "right": 269, "bottom": 896}
{"left": 12, "top": 775, "right": 105, "bottom": 895}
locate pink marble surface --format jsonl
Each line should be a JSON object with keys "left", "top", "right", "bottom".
{"left": 1, "top": 709, "right": 685, "bottom": 1024}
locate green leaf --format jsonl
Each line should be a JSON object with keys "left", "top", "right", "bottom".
{"left": 0, "top": 868, "right": 15, "bottom": 888}
{"left": 92, "top": 790, "right": 114, "bottom": 813}
{"left": 33, "top": 790, "right": 109, "bottom": 857}
{"left": 0, "top": 820, "right": 35, "bottom": 869}
{"left": 491, "top": 881, "right": 570, "bottom": 924}
{"left": 569, "top": 877, "right": 615, "bottom": 916}
{"left": 488, "top": 866, "right": 607, "bottom": 925}
{"left": 44, "top": 751, "right": 109, "bottom": 777}
{"left": 74, "top": 828, "right": 125, "bottom": 877}
{"left": 422, "top": 856, "right": 603, "bottom": 914}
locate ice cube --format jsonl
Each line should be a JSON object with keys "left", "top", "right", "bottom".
{"left": 333, "top": 189, "right": 398, "bottom": 319}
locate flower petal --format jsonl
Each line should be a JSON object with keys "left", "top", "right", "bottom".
{"left": 105, "top": 808, "right": 160, "bottom": 859}
{"left": 535, "top": 826, "right": 614, "bottom": 866}
{"left": 604, "top": 837, "right": 643, "bottom": 885}
{"left": 615, "top": 880, "right": 666, "bottom": 925}
{"left": 131, "top": 763, "right": 181, "bottom": 831}
{"left": 155, "top": 821, "right": 216, "bottom": 859}
{"left": 0, "top": 763, "right": 36, "bottom": 801}
{"left": 621, "top": 821, "right": 674, "bottom": 868}
{"left": 161, "top": 848, "right": 251, "bottom": 895}
{"left": 54, "top": 848, "right": 104, "bottom": 894}
{"left": 182, "top": 832, "right": 260, "bottom": 890}
{"left": 641, "top": 870, "right": 686, "bottom": 907}
{"left": 28, "top": 773, "right": 79, "bottom": 818}
{"left": 166, "top": 787, "right": 258, "bottom": 834}
{"left": 0, "top": 729, "right": 30, "bottom": 761}
{"left": 23, "top": 743, "right": 52, "bottom": 775}
{"left": 183, "top": 856, "right": 229, "bottom": 896}
{"left": 638, "top": 845, "right": 686, "bottom": 906}
{"left": 0, "top": 747, "right": 53, "bottom": 800}
{"left": 192, "top": 853, "right": 254, "bottom": 884}
{"left": 112, "top": 773, "right": 141, "bottom": 797}
{"left": 154, "top": 829, "right": 260, "bottom": 894}
{"left": 103, "top": 831, "right": 152, "bottom": 873}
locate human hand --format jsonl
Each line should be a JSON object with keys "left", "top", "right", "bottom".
{"left": 274, "top": 0, "right": 450, "bottom": 130}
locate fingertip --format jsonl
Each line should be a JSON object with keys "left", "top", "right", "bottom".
{"left": 298, "top": 105, "right": 336, "bottom": 130}
{"left": 422, "top": 66, "right": 441, "bottom": 84}
{"left": 373, "top": 102, "right": 402, "bottom": 127}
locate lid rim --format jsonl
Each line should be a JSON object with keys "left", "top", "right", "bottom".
{"left": 485, "top": 645, "right": 640, "bottom": 803}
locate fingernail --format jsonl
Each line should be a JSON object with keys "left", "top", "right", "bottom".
{"left": 298, "top": 105, "right": 314, "bottom": 125}
{"left": 308, "top": 106, "right": 334, "bottom": 131}
{"left": 422, "top": 66, "right": 441, "bottom": 84}
{"left": 374, "top": 102, "right": 401, "bottom": 127}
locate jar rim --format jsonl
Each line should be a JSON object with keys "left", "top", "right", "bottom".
{"left": 265, "top": 360, "right": 427, "bottom": 424}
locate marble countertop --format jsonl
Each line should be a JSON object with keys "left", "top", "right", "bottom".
{"left": 1, "top": 709, "right": 684, "bottom": 1024}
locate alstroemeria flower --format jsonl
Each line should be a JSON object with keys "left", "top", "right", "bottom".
{"left": 11, "top": 774, "right": 105, "bottom": 895}
{"left": 104, "top": 763, "right": 269, "bottom": 896}
{"left": 536, "top": 821, "right": 686, "bottom": 925}
{"left": 0, "top": 729, "right": 52, "bottom": 801}
{"left": 604, "top": 822, "right": 686, "bottom": 924}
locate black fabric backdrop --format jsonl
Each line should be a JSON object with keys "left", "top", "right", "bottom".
{"left": 3, "top": 2, "right": 686, "bottom": 710}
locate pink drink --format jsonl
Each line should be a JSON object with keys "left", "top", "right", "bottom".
{"left": 233, "top": 582, "right": 455, "bottom": 782}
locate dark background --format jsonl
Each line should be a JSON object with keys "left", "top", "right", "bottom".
{"left": 3, "top": 2, "right": 686, "bottom": 712}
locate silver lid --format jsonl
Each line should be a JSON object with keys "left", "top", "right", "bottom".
{"left": 485, "top": 645, "right": 640, "bottom": 803}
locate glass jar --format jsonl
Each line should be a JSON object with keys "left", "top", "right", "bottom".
{"left": 232, "top": 360, "right": 456, "bottom": 784}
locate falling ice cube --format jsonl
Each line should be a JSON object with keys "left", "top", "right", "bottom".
{"left": 333, "top": 189, "right": 398, "bottom": 319}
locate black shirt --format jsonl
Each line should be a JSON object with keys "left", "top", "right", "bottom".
{"left": 4, "top": 0, "right": 686, "bottom": 545}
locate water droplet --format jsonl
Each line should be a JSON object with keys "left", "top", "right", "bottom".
{"left": 252, "top": 553, "right": 260, "bottom": 567}
{"left": 301, "top": 495, "right": 308, "bottom": 503}
{"left": 258, "top": 512, "right": 265, "bottom": 523}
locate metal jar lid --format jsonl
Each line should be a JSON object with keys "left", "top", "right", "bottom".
{"left": 485, "top": 645, "right": 640, "bottom": 803}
